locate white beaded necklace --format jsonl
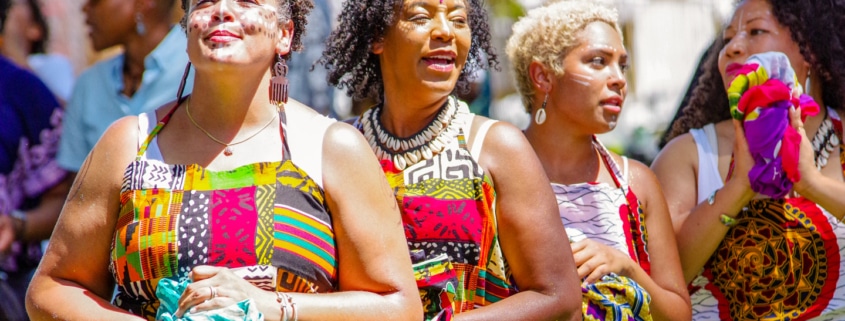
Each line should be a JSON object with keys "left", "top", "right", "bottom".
{"left": 361, "top": 96, "right": 462, "bottom": 170}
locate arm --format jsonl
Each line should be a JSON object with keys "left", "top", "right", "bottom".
{"left": 26, "top": 117, "right": 146, "bottom": 320}
{"left": 458, "top": 121, "right": 581, "bottom": 321}
{"left": 650, "top": 121, "right": 756, "bottom": 283}
{"left": 791, "top": 107, "right": 845, "bottom": 217}
{"left": 175, "top": 123, "right": 423, "bottom": 321}
{"left": 625, "top": 161, "right": 691, "bottom": 321}
{"left": 0, "top": 174, "right": 72, "bottom": 252}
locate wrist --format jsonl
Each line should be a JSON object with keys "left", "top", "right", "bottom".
{"left": 9, "top": 210, "right": 27, "bottom": 241}
{"left": 793, "top": 169, "right": 822, "bottom": 195}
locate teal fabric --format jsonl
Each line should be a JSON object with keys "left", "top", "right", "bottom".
{"left": 155, "top": 279, "right": 263, "bottom": 321}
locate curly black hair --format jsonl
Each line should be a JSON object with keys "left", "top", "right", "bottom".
{"left": 665, "top": 0, "right": 845, "bottom": 142}
{"left": 179, "top": 0, "right": 313, "bottom": 59}
{"left": 317, "top": 0, "right": 498, "bottom": 102}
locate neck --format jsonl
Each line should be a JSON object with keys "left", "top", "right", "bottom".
{"left": 187, "top": 69, "right": 277, "bottom": 134}
{"left": 525, "top": 118, "right": 598, "bottom": 184}
{"left": 122, "top": 22, "right": 171, "bottom": 82}
{"left": 380, "top": 91, "right": 451, "bottom": 138}
{"left": 1, "top": 37, "right": 31, "bottom": 68}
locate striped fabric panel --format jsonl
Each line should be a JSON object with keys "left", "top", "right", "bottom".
{"left": 273, "top": 205, "right": 336, "bottom": 278}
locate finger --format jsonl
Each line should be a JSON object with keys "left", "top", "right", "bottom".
{"left": 576, "top": 260, "right": 591, "bottom": 280}
{"left": 176, "top": 283, "right": 217, "bottom": 317}
{"left": 584, "top": 264, "right": 608, "bottom": 284}
{"left": 789, "top": 106, "right": 806, "bottom": 133}
{"left": 0, "top": 226, "right": 13, "bottom": 253}
{"left": 191, "top": 265, "right": 224, "bottom": 281}
{"left": 188, "top": 297, "right": 237, "bottom": 315}
{"left": 569, "top": 240, "right": 587, "bottom": 253}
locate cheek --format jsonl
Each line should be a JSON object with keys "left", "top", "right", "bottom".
{"left": 187, "top": 9, "right": 213, "bottom": 33}
{"left": 238, "top": 9, "right": 278, "bottom": 40}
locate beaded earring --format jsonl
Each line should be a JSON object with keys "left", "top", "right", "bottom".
{"left": 270, "top": 54, "right": 289, "bottom": 106}
{"left": 534, "top": 92, "right": 548, "bottom": 125}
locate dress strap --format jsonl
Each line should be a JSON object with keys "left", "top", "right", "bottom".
{"left": 279, "top": 105, "right": 291, "bottom": 161}
{"left": 593, "top": 136, "right": 626, "bottom": 189}
{"left": 469, "top": 117, "right": 497, "bottom": 160}
{"left": 136, "top": 99, "right": 182, "bottom": 160}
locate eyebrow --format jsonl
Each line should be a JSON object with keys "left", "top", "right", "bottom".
{"left": 725, "top": 16, "right": 768, "bottom": 31}
{"left": 406, "top": 1, "right": 466, "bottom": 9}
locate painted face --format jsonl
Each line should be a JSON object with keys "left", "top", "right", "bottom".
{"left": 718, "top": 0, "right": 807, "bottom": 90}
{"left": 82, "top": 0, "right": 135, "bottom": 51}
{"left": 551, "top": 21, "right": 627, "bottom": 133}
{"left": 186, "top": 0, "right": 287, "bottom": 71}
{"left": 374, "top": 0, "right": 472, "bottom": 96}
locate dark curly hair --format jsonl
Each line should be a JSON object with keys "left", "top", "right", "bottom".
{"left": 317, "top": 0, "right": 498, "bottom": 102}
{"left": 179, "top": 0, "right": 313, "bottom": 59}
{"left": 665, "top": 0, "right": 845, "bottom": 142}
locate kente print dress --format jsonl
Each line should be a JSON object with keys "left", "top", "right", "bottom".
{"left": 554, "top": 137, "right": 652, "bottom": 321}
{"left": 357, "top": 97, "right": 516, "bottom": 320}
{"left": 690, "top": 109, "right": 845, "bottom": 321}
{"left": 110, "top": 101, "right": 338, "bottom": 320}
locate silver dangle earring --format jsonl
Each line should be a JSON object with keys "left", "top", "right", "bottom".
{"left": 135, "top": 13, "right": 146, "bottom": 36}
{"left": 805, "top": 70, "right": 812, "bottom": 96}
{"left": 534, "top": 93, "right": 548, "bottom": 125}
{"left": 270, "top": 54, "right": 289, "bottom": 106}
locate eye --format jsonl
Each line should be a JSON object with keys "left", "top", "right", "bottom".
{"left": 409, "top": 14, "right": 431, "bottom": 24}
{"left": 590, "top": 57, "right": 606, "bottom": 66}
{"left": 451, "top": 17, "right": 467, "bottom": 26}
{"left": 749, "top": 28, "right": 767, "bottom": 36}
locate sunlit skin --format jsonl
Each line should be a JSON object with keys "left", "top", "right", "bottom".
{"left": 374, "top": 0, "right": 471, "bottom": 136}
{"left": 186, "top": 0, "right": 283, "bottom": 75}
{"left": 717, "top": 0, "right": 809, "bottom": 92}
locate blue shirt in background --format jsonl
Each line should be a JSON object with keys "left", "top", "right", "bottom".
{"left": 58, "top": 26, "right": 194, "bottom": 172}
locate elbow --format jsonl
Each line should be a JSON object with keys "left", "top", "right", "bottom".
{"left": 385, "top": 286, "right": 424, "bottom": 321}
{"left": 25, "top": 276, "right": 49, "bottom": 321}
{"left": 538, "top": 286, "right": 583, "bottom": 321}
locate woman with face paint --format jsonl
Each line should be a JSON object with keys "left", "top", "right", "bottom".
{"left": 319, "top": 0, "right": 582, "bottom": 319}
{"left": 507, "top": 1, "right": 690, "bottom": 320}
{"left": 652, "top": 0, "right": 845, "bottom": 319}
{"left": 25, "top": 0, "right": 423, "bottom": 320}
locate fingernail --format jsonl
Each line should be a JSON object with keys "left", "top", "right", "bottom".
{"left": 190, "top": 307, "right": 197, "bottom": 314}
{"left": 790, "top": 105, "right": 796, "bottom": 112}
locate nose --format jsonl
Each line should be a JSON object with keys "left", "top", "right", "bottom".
{"left": 723, "top": 33, "right": 746, "bottom": 60}
{"left": 608, "top": 65, "right": 626, "bottom": 91}
{"left": 212, "top": 0, "right": 235, "bottom": 23}
{"left": 431, "top": 13, "right": 453, "bottom": 42}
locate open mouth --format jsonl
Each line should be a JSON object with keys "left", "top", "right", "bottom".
{"left": 422, "top": 55, "right": 456, "bottom": 72}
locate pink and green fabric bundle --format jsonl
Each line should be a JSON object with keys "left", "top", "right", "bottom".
{"left": 726, "top": 52, "right": 819, "bottom": 198}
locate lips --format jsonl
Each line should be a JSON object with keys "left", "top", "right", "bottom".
{"left": 206, "top": 29, "right": 240, "bottom": 43}
{"left": 600, "top": 96, "right": 623, "bottom": 113}
{"left": 422, "top": 52, "right": 457, "bottom": 72}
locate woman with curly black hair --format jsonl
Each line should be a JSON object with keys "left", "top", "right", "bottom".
{"left": 319, "top": 0, "right": 582, "bottom": 319}
{"left": 652, "top": 0, "right": 845, "bottom": 319}
{"left": 25, "top": 0, "right": 423, "bottom": 320}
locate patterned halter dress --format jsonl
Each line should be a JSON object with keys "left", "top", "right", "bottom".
{"left": 110, "top": 100, "right": 337, "bottom": 320}
{"left": 357, "top": 97, "right": 516, "bottom": 320}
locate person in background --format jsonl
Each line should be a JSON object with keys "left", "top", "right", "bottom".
{"left": 653, "top": 0, "right": 845, "bottom": 319}
{"left": 507, "top": 1, "right": 690, "bottom": 320}
{"left": 25, "top": 0, "right": 422, "bottom": 319}
{"left": 57, "top": 0, "right": 193, "bottom": 178}
{"left": 0, "top": 16, "right": 68, "bottom": 318}
{"left": 319, "top": 0, "right": 583, "bottom": 318}
{"left": 0, "top": 0, "right": 75, "bottom": 103}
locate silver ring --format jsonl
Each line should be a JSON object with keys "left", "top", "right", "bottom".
{"left": 209, "top": 286, "right": 217, "bottom": 299}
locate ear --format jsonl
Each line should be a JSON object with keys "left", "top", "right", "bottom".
{"left": 276, "top": 20, "right": 294, "bottom": 55}
{"left": 371, "top": 38, "right": 384, "bottom": 55}
{"left": 25, "top": 24, "right": 44, "bottom": 43}
{"left": 529, "top": 60, "right": 553, "bottom": 93}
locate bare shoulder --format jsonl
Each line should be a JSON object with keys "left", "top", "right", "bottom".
{"left": 323, "top": 121, "right": 368, "bottom": 153}
{"left": 652, "top": 131, "right": 698, "bottom": 173}
{"left": 95, "top": 116, "right": 142, "bottom": 163}
{"left": 626, "top": 157, "right": 661, "bottom": 194}
{"left": 478, "top": 117, "right": 530, "bottom": 154}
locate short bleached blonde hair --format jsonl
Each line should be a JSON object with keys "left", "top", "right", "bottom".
{"left": 506, "top": 0, "right": 622, "bottom": 112}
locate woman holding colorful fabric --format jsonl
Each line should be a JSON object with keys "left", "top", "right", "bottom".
{"left": 506, "top": 1, "right": 690, "bottom": 320}
{"left": 26, "top": 0, "right": 422, "bottom": 320}
{"left": 653, "top": 0, "right": 845, "bottom": 319}
{"left": 319, "top": 0, "right": 582, "bottom": 319}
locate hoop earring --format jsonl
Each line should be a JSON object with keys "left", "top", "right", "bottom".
{"left": 176, "top": 62, "right": 192, "bottom": 104}
{"left": 534, "top": 93, "right": 548, "bottom": 125}
{"left": 270, "top": 54, "right": 289, "bottom": 106}
{"left": 135, "top": 13, "right": 146, "bottom": 36}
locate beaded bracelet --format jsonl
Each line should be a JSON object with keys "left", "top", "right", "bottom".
{"left": 719, "top": 214, "right": 738, "bottom": 227}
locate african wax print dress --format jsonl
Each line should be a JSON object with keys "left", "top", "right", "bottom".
{"left": 110, "top": 101, "right": 337, "bottom": 320}
{"left": 358, "top": 97, "right": 516, "bottom": 320}
{"left": 690, "top": 110, "right": 845, "bottom": 321}
{"left": 553, "top": 137, "right": 652, "bottom": 321}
